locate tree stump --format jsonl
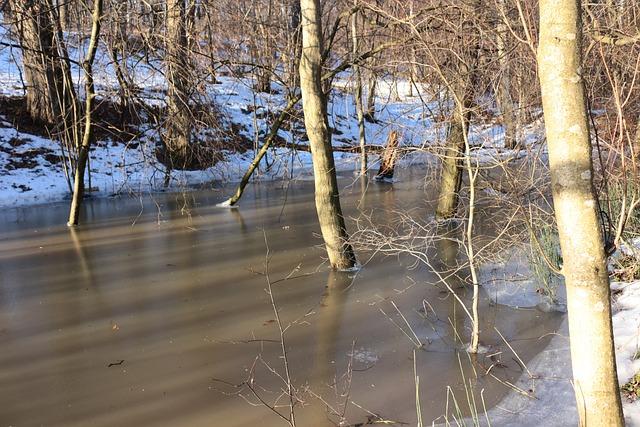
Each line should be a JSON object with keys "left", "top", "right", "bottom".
{"left": 374, "top": 130, "right": 399, "bottom": 181}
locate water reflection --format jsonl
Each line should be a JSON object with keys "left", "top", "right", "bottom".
{"left": 0, "top": 171, "right": 565, "bottom": 427}
{"left": 308, "top": 270, "right": 354, "bottom": 426}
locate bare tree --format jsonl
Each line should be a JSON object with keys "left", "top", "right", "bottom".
{"left": 299, "top": 0, "right": 357, "bottom": 270}
{"left": 68, "top": 0, "right": 104, "bottom": 226}
{"left": 434, "top": 3, "right": 480, "bottom": 220}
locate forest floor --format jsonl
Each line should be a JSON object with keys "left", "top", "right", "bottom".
{"left": 1, "top": 24, "right": 640, "bottom": 425}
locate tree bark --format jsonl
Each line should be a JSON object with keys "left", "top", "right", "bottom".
{"left": 299, "top": 0, "right": 357, "bottom": 270}
{"left": 374, "top": 130, "right": 399, "bottom": 181}
{"left": 165, "top": 0, "right": 192, "bottom": 167}
{"left": 496, "top": 2, "right": 517, "bottom": 149}
{"left": 365, "top": 73, "right": 377, "bottom": 122}
{"left": 435, "top": 89, "right": 472, "bottom": 219}
{"left": 54, "top": 0, "right": 67, "bottom": 31}
{"left": 68, "top": 0, "right": 103, "bottom": 226}
{"left": 434, "top": 1, "right": 480, "bottom": 220}
{"left": 351, "top": 3, "right": 367, "bottom": 178}
{"left": 538, "top": 1, "right": 624, "bottom": 425}
{"left": 11, "top": 0, "right": 72, "bottom": 125}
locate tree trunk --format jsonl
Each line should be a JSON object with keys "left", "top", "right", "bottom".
{"left": 11, "top": 0, "right": 71, "bottom": 125}
{"left": 365, "top": 73, "right": 377, "bottom": 122}
{"left": 435, "top": 89, "right": 472, "bottom": 219}
{"left": 435, "top": 1, "right": 480, "bottom": 220}
{"left": 110, "top": 0, "right": 133, "bottom": 113}
{"left": 287, "top": 0, "right": 302, "bottom": 99}
{"left": 165, "top": 0, "right": 192, "bottom": 168}
{"left": 374, "top": 130, "right": 399, "bottom": 181}
{"left": 299, "top": 0, "right": 357, "bottom": 270}
{"left": 496, "top": 3, "right": 517, "bottom": 149}
{"left": 56, "top": 0, "right": 67, "bottom": 31}
{"left": 351, "top": 3, "right": 367, "bottom": 178}
{"left": 538, "top": 1, "right": 624, "bottom": 425}
{"left": 68, "top": 0, "right": 103, "bottom": 226}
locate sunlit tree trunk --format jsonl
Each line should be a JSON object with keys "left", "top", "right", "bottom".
{"left": 68, "top": 0, "right": 103, "bottom": 226}
{"left": 435, "top": 1, "right": 479, "bottom": 220}
{"left": 165, "top": 0, "right": 192, "bottom": 167}
{"left": 299, "top": 0, "right": 357, "bottom": 270}
{"left": 435, "top": 86, "right": 472, "bottom": 219}
{"left": 55, "top": 0, "right": 67, "bottom": 31}
{"left": 538, "top": 1, "right": 624, "bottom": 425}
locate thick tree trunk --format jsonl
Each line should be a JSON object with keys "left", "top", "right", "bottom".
{"left": 165, "top": 0, "right": 192, "bottom": 167}
{"left": 435, "top": 89, "right": 472, "bottom": 219}
{"left": 435, "top": 0, "right": 480, "bottom": 221}
{"left": 299, "top": 0, "right": 357, "bottom": 270}
{"left": 538, "top": 1, "right": 624, "bottom": 425}
{"left": 12, "top": 0, "right": 71, "bottom": 125}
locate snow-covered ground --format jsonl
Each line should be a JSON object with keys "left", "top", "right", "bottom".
{"left": 0, "top": 18, "right": 537, "bottom": 209}
{"left": 478, "top": 241, "right": 640, "bottom": 425}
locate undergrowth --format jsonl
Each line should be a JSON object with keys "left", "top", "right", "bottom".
{"left": 527, "top": 221, "right": 563, "bottom": 302}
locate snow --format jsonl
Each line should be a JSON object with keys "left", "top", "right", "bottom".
{"left": 474, "top": 242, "right": 640, "bottom": 426}
{"left": 480, "top": 248, "right": 567, "bottom": 311}
{"left": 0, "top": 16, "right": 538, "bottom": 210}
{"left": 612, "top": 279, "right": 640, "bottom": 425}
{"left": 483, "top": 318, "right": 578, "bottom": 427}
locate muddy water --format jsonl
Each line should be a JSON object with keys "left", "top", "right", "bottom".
{"left": 0, "top": 169, "right": 563, "bottom": 426}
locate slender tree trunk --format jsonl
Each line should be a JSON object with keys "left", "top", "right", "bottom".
{"left": 365, "top": 73, "right": 377, "bottom": 122}
{"left": 496, "top": 3, "right": 517, "bottom": 149}
{"left": 299, "top": 0, "right": 357, "bottom": 270}
{"left": 68, "top": 0, "right": 103, "bottom": 226}
{"left": 165, "top": 0, "right": 192, "bottom": 168}
{"left": 220, "top": 95, "right": 300, "bottom": 207}
{"left": 351, "top": 3, "right": 367, "bottom": 178}
{"left": 634, "top": 115, "right": 640, "bottom": 159}
{"left": 287, "top": 0, "right": 302, "bottom": 99}
{"left": 538, "top": 1, "right": 624, "bottom": 425}
{"left": 110, "top": 0, "right": 133, "bottom": 113}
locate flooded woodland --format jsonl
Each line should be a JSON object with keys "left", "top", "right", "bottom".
{"left": 1, "top": 170, "right": 565, "bottom": 426}
{"left": 1, "top": 0, "right": 640, "bottom": 425}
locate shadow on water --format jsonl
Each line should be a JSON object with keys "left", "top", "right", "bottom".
{"left": 0, "top": 169, "right": 564, "bottom": 426}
